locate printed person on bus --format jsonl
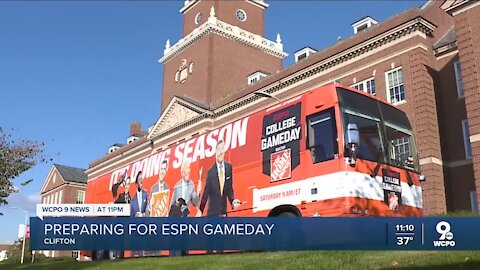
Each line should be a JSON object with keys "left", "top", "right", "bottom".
{"left": 148, "top": 159, "right": 170, "bottom": 217}
{"left": 130, "top": 171, "right": 148, "bottom": 217}
{"left": 388, "top": 192, "right": 399, "bottom": 211}
{"left": 130, "top": 171, "right": 148, "bottom": 257}
{"left": 115, "top": 177, "right": 131, "bottom": 204}
{"left": 169, "top": 160, "right": 202, "bottom": 216}
{"left": 198, "top": 139, "right": 241, "bottom": 217}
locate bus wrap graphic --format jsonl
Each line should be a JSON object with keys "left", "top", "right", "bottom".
{"left": 261, "top": 102, "right": 301, "bottom": 181}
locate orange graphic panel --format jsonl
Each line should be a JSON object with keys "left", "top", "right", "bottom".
{"left": 150, "top": 190, "right": 170, "bottom": 217}
{"left": 270, "top": 148, "right": 292, "bottom": 182}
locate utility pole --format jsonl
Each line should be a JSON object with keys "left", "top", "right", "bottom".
{"left": 10, "top": 207, "right": 29, "bottom": 264}
{"left": 21, "top": 209, "right": 27, "bottom": 264}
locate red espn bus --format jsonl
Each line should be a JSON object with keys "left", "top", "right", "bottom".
{"left": 85, "top": 84, "right": 424, "bottom": 259}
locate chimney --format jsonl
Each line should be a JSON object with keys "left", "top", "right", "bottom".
{"left": 130, "top": 122, "right": 142, "bottom": 136}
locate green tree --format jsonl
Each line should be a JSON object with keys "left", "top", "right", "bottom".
{"left": 0, "top": 127, "right": 48, "bottom": 214}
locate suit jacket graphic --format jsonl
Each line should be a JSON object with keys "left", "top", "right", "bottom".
{"left": 199, "top": 162, "right": 234, "bottom": 216}
{"left": 130, "top": 189, "right": 148, "bottom": 217}
{"left": 170, "top": 179, "right": 199, "bottom": 214}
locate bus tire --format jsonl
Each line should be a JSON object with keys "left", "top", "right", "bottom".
{"left": 95, "top": 250, "right": 105, "bottom": 260}
{"left": 273, "top": 212, "right": 297, "bottom": 250}
{"left": 277, "top": 212, "right": 297, "bottom": 217}
{"left": 109, "top": 250, "right": 118, "bottom": 260}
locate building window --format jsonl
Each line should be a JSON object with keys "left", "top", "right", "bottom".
{"left": 236, "top": 9, "right": 247, "bottom": 22}
{"left": 247, "top": 71, "right": 268, "bottom": 85}
{"left": 352, "top": 78, "right": 376, "bottom": 95}
{"left": 127, "top": 136, "right": 138, "bottom": 144}
{"left": 294, "top": 47, "right": 317, "bottom": 63}
{"left": 356, "top": 23, "right": 368, "bottom": 32}
{"left": 297, "top": 53, "right": 307, "bottom": 61}
{"left": 454, "top": 61, "right": 464, "bottom": 98}
{"left": 195, "top": 12, "right": 202, "bottom": 25}
{"left": 307, "top": 109, "right": 338, "bottom": 164}
{"left": 462, "top": 119, "right": 472, "bottom": 159}
{"left": 386, "top": 68, "right": 405, "bottom": 104}
{"left": 392, "top": 137, "right": 410, "bottom": 161}
{"left": 352, "top": 17, "right": 378, "bottom": 34}
{"left": 76, "top": 190, "right": 85, "bottom": 204}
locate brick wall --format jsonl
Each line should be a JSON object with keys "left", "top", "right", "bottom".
{"left": 453, "top": 4, "right": 480, "bottom": 211}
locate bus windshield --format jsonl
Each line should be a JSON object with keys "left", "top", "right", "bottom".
{"left": 337, "top": 87, "right": 420, "bottom": 172}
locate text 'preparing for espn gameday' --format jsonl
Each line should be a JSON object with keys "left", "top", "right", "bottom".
{"left": 44, "top": 223, "right": 275, "bottom": 236}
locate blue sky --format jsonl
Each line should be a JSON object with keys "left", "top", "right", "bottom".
{"left": 0, "top": 0, "right": 425, "bottom": 244}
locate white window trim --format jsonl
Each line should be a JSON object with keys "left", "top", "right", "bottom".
{"left": 392, "top": 100, "right": 407, "bottom": 106}
{"left": 127, "top": 136, "right": 138, "bottom": 144}
{"left": 350, "top": 77, "right": 375, "bottom": 95}
{"left": 236, "top": 9, "right": 247, "bottom": 22}
{"left": 77, "top": 190, "right": 86, "bottom": 204}
{"left": 355, "top": 23, "right": 368, "bottom": 33}
{"left": 294, "top": 47, "right": 317, "bottom": 63}
{"left": 462, "top": 119, "right": 472, "bottom": 159}
{"left": 454, "top": 61, "right": 464, "bottom": 99}
{"left": 385, "top": 67, "right": 405, "bottom": 104}
{"left": 195, "top": 12, "right": 202, "bottom": 25}
{"left": 247, "top": 72, "right": 267, "bottom": 85}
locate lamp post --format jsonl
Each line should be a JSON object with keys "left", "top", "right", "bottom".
{"left": 253, "top": 90, "right": 281, "bottom": 103}
{"left": 10, "top": 207, "right": 29, "bottom": 264}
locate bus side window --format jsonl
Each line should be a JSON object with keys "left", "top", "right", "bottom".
{"left": 307, "top": 109, "right": 338, "bottom": 164}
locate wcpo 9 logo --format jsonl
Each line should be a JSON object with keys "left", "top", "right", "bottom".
{"left": 433, "top": 221, "right": 456, "bottom": 247}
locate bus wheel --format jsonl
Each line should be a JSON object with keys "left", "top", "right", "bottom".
{"left": 109, "top": 250, "right": 118, "bottom": 260}
{"left": 95, "top": 250, "right": 105, "bottom": 260}
{"left": 274, "top": 212, "right": 296, "bottom": 249}
{"left": 277, "top": 212, "right": 297, "bottom": 217}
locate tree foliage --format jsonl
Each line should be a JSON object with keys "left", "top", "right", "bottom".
{"left": 0, "top": 127, "right": 48, "bottom": 211}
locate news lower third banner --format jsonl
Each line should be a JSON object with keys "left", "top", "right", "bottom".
{"left": 30, "top": 217, "right": 480, "bottom": 251}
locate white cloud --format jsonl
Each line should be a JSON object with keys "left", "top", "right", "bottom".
{"left": 27, "top": 194, "right": 41, "bottom": 204}
{"left": 3, "top": 192, "right": 38, "bottom": 213}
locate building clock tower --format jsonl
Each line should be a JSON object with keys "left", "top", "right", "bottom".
{"left": 159, "top": 0, "right": 288, "bottom": 110}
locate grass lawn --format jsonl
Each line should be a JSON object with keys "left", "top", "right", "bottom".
{"left": 1, "top": 251, "right": 480, "bottom": 270}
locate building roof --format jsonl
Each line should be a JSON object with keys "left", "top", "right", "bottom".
{"left": 175, "top": 95, "right": 210, "bottom": 111}
{"left": 247, "top": 70, "right": 271, "bottom": 77}
{"left": 433, "top": 27, "right": 456, "bottom": 50}
{"left": 53, "top": 164, "right": 87, "bottom": 184}
{"left": 0, "top": 244, "right": 13, "bottom": 251}
{"left": 209, "top": 7, "right": 434, "bottom": 109}
{"left": 111, "top": 143, "right": 124, "bottom": 147}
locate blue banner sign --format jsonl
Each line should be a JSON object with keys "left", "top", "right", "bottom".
{"left": 29, "top": 217, "right": 480, "bottom": 250}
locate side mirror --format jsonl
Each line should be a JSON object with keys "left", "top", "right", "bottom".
{"left": 345, "top": 123, "right": 360, "bottom": 165}
{"left": 346, "top": 124, "right": 360, "bottom": 146}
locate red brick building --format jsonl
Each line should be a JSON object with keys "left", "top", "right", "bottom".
{"left": 39, "top": 164, "right": 86, "bottom": 258}
{"left": 87, "top": 0, "right": 479, "bottom": 215}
